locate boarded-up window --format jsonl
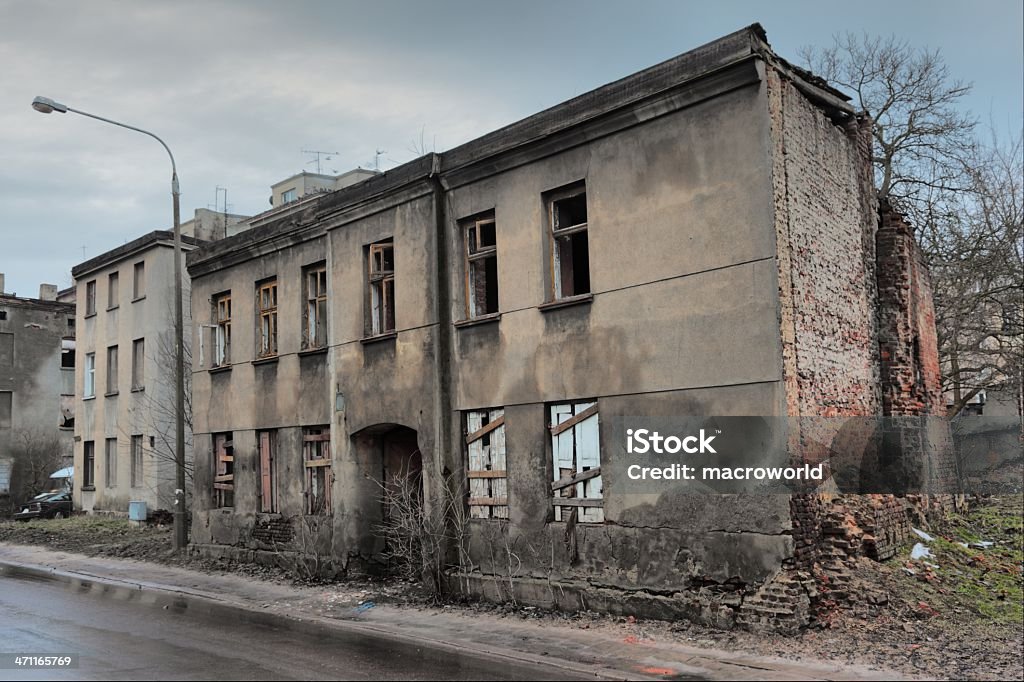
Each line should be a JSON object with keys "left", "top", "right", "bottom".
{"left": 133, "top": 261, "right": 146, "bottom": 299}
{"left": 548, "top": 184, "right": 591, "bottom": 300}
{"left": 107, "top": 271, "right": 119, "bottom": 309}
{"left": 106, "top": 345, "right": 118, "bottom": 394}
{"left": 303, "top": 427, "right": 331, "bottom": 515}
{"left": 464, "top": 215, "right": 499, "bottom": 318}
{"left": 304, "top": 263, "right": 328, "bottom": 349}
{"left": 213, "top": 433, "right": 234, "bottom": 508}
{"left": 105, "top": 438, "right": 117, "bottom": 488}
{"left": 258, "top": 430, "right": 277, "bottom": 513}
{"left": 257, "top": 280, "right": 278, "bottom": 357}
{"left": 465, "top": 408, "right": 507, "bottom": 518}
{"left": 550, "top": 401, "right": 603, "bottom": 523}
{"left": 85, "top": 280, "right": 96, "bottom": 316}
{"left": 368, "top": 240, "right": 395, "bottom": 335}
{"left": 131, "top": 434, "right": 144, "bottom": 488}
{"left": 213, "top": 293, "right": 231, "bottom": 367}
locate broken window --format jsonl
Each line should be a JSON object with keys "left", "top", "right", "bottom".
{"left": 258, "top": 430, "right": 278, "bottom": 513}
{"left": 84, "top": 353, "right": 96, "bottom": 398}
{"left": 548, "top": 185, "right": 591, "bottom": 299}
{"left": 133, "top": 261, "right": 146, "bottom": 299}
{"left": 106, "top": 345, "right": 118, "bottom": 394}
{"left": 213, "top": 292, "right": 231, "bottom": 366}
{"left": 550, "top": 401, "right": 603, "bottom": 523}
{"left": 131, "top": 338, "right": 145, "bottom": 390}
{"left": 107, "top": 272, "right": 119, "bottom": 309}
{"left": 303, "top": 263, "right": 328, "bottom": 349}
{"left": 465, "top": 408, "right": 507, "bottom": 519}
{"left": 213, "top": 432, "right": 234, "bottom": 508}
{"left": 131, "top": 434, "right": 143, "bottom": 488}
{"left": 105, "top": 438, "right": 117, "bottom": 488}
{"left": 83, "top": 441, "right": 95, "bottom": 488}
{"left": 464, "top": 215, "right": 499, "bottom": 318}
{"left": 257, "top": 280, "right": 278, "bottom": 358}
{"left": 303, "top": 426, "right": 332, "bottom": 515}
{"left": 61, "top": 338, "right": 75, "bottom": 369}
{"left": 368, "top": 240, "right": 395, "bottom": 335}
{"left": 85, "top": 280, "right": 96, "bottom": 316}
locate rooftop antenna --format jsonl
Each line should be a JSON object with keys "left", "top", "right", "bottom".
{"left": 302, "top": 149, "right": 340, "bottom": 175}
{"left": 374, "top": 149, "right": 386, "bottom": 171}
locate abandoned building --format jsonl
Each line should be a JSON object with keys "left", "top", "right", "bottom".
{"left": 0, "top": 275, "right": 76, "bottom": 511}
{"left": 186, "top": 25, "right": 947, "bottom": 629}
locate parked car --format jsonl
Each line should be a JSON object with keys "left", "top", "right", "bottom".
{"left": 12, "top": 491, "right": 72, "bottom": 521}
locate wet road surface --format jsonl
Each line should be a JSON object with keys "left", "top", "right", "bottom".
{"left": 0, "top": 570, "right": 590, "bottom": 680}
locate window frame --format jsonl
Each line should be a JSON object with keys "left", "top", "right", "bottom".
{"left": 213, "top": 433, "right": 234, "bottom": 508}
{"left": 84, "top": 352, "right": 96, "bottom": 398}
{"left": 105, "top": 345, "right": 118, "bottom": 395}
{"left": 213, "top": 292, "right": 232, "bottom": 367}
{"left": 549, "top": 400, "right": 603, "bottom": 523}
{"left": 85, "top": 280, "right": 97, "bottom": 317}
{"left": 132, "top": 261, "right": 146, "bottom": 300}
{"left": 547, "top": 184, "right": 591, "bottom": 301}
{"left": 303, "top": 263, "right": 328, "bottom": 350}
{"left": 83, "top": 441, "right": 95, "bottom": 489}
{"left": 131, "top": 338, "right": 145, "bottom": 391}
{"left": 303, "top": 426, "right": 332, "bottom": 515}
{"left": 256, "top": 279, "right": 279, "bottom": 358}
{"left": 465, "top": 408, "right": 508, "bottom": 519}
{"left": 367, "top": 240, "right": 395, "bottom": 336}
{"left": 105, "top": 437, "right": 117, "bottom": 489}
{"left": 130, "top": 434, "right": 144, "bottom": 488}
{"left": 258, "top": 429, "right": 278, "bottom": 514}
{"left": 463, "top": 215, "right": 499, "bottom": 319}
{"left": 107, "top": 271, "right": 119, "bottom": 310}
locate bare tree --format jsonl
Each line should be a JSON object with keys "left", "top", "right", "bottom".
{"left": 800, "top": 33, "right": 977, "bottom": 215}
{"left": 8, "top": 428, "right": 66, "bottom": 506}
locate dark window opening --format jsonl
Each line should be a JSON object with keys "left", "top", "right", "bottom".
{"left": 549, "top": 187, "right": 591, "bottom": 299}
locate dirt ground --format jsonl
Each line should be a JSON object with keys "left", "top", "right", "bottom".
{"left": 1, "top": 496, "right": 1020, "bottom": 680}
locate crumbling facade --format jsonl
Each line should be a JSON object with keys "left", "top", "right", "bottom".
{"left": 186, "top": 25, "right": 946, "bottom": 629}
{"left": 0, "top": 277, "right": 75, "bottom": 511}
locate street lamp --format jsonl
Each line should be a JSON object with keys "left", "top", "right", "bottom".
{"left": 32, "top": 96, "right": 188, "bottom": 552}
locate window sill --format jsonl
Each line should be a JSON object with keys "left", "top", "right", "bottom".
{"left": 455, "top": 313, "right": 501, "bottom": 329}
{"left": 131, "top": 386, "right": 145, "bottom": 393}
{"left": 84, "top": 313, "right": 97, "bottom": 320}
{"left": 104, "top": 391, "right": 119, "bottom": 398}
{"left": 106, "top": 306, "right": 119, "bottom": 312}
{"left": 209, "top": 365, "right": 232, "bottom": 375}
{"left": 83, "top": 395, "right": 96, "bottom": 401}
{"left": 81, "top": 486, "right": 95, "bottom": 492}
{"left": 538, "top": 294, "right": 593, "bottom": 313}
{"left": 299, "top": 347, "right": 328, "bottom": 357}
{"left": 252, "top": 356, "right": 279, "bottom": 366}
{"left": 132, "top": 296, "right": 146, "bottom": 303}
{"left": 360, "top": 332, "right": 397, "bottom": 346}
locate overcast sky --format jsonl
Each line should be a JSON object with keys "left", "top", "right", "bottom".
{"left": 1, "top": 0, "right": 1021, "bottom": 296}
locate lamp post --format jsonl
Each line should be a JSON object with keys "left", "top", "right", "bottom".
{"left": 33, "top": 96, "right": 188, "bottom": 552}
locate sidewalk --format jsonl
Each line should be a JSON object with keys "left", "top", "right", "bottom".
{"left": 0, "top": 542, "right": 910, "bottom": 681}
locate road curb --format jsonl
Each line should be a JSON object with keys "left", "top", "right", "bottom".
{"left": 0, "top": 558, "right": 652, "bottom": 681}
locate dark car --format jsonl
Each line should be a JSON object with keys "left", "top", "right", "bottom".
{"left": 13, "top": 491, "right": 72, "bottom": 521}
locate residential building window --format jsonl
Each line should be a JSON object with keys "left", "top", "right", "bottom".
{"left": 465, "top": 408, "right": 507, "bottom": 519}
{"left": 213, "top": 293, "right": 231, "bottom": 366}
{"left": 303, "top": 263, "right": 328, "bottom": 349}
{"left": 131, "top": 338, "right": 145, "bottom": 390}
{"left": 303, "top": 427, "right": 332, "bottom": 515}
{"left": 107, "top": 272, "right": 119, "bottom": 309}
{"left": 258, "top": 430, "right": 278, "bottom": 513}
{"left": 61, "top": 338, "right": 75, "bottom": 368}
{"left": 464, "top": 215, "right": 499, "bottom": 318}
{"left": 105, "top": 438, "right": 117, "bottom": 488}
{"left": 257, "top": 280, "right": 278, "bottom": 358}
{"left": 550, "top": 401, "right": 603, "bottom": 523}
{"left": 105, "top": 345, "right": 118, "bottom": 395}
{"left": 281, "top": 188, "right": 297, "bottom": 203}
{"left": 368, "top": 240, "right": 395, "bottom": 335}
{"left": 84, "top": 353, "right": 96, "bottom": 398}
{"left": 131, "top": 434, "right": 144, "bottom": 488}
{"left": 133, "top": 261, "right": 146, "bottom": 299}
{"left": 85, "top": 280, "right": 97, "bottom": 316}
{"left": 83, "top": 441, "right": 95, "bottom": 488}
{"left": 0, "top": 391, "right": 11, "bottom": 429}
{"left": 213, "top": 433, "right": 234, "bottom": 508}
{"left": 548, "top": 184, "right": 591, "bottom": 299}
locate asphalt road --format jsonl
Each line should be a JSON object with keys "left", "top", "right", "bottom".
{"left": 0, "top": 570, "right": 590, "bottom": 681}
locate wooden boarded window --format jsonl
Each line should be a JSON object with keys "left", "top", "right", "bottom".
{"left": 303, "top": 426, "right": 331, "bottom": 515}
{"left": 258, "top": 430, "right": 277, "bottom": 513}
{"left": 105, "top": 345, "right": 118, "bottom": 394}
{"left": 105, "top": 438, "right": 117, "bottom": 488}
{"left": 214, "top": 293, "right": 231, "bottom": 366}
{"left": 257, "top": 280, "right": 278, "bottom": 358}
{"left": 548, "top": 184, "right": 591, "bottom": 300}
{"left": 131, "top": 434, "right": 144, "bottom": 488}
{"left": 465, "top": 408, "right": 507, "bottom": 518}
{"left": 303, "top": 263, "right": 328, "bottom": 349}
{"left": 464, "top": 215, "right": 499, "bottom": 317}
{"left": 550, "top": 401, "right": 603, "bottom": 523}
{"left": 213, "top": 433, "right": 234, "bottom": 508}
{"left": 368, "top": 240, "right": 395, "bottom": 335}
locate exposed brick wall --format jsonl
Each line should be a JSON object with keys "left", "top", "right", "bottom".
{"left": 876, "top": 201, "right": 945, "bottom": 416}
{"left": 250, "top": 516, "right": 293, "bottom": 545}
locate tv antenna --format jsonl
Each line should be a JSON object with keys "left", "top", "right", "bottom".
{"left": 373, "top": 149, "right": 386, "bottom": 171}
{"left": 302, "top": 149, "right": 340, "bottom": 175}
